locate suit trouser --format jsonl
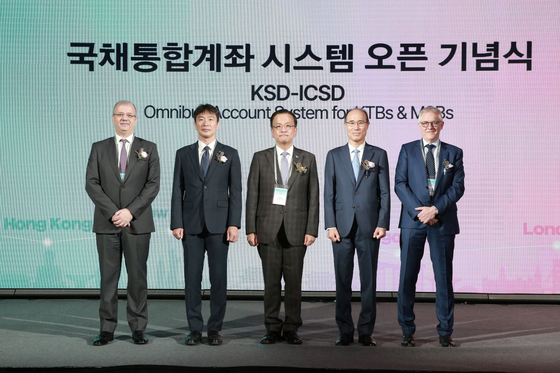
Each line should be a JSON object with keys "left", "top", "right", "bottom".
{"left": 258, "top": 224, "right": 307, "bottom": 333}
{"left": 397, "top": 227, "right": 455, "bottom": 336}
{"left": 183, "top": 228, "right": 229, "bottom": 332}
{"left": 332, "top": 219, "right": 380, "bottom": 336}
{"left": 96, "top": 231, "right": 150, "bottom": 333}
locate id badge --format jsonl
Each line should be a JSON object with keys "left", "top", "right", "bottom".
{"left": 272, "top": 187, "right": 288, "bottom": 206}
{"left": 428, "top": 178, "right": 436, "bottom": 196}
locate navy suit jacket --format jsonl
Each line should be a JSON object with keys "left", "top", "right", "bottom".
{"left": 86, "top": 137, "right": 160, "bottom": 234}
{"left": 170, "top": 141, "right": 242, "bottom": 235}
{"left": 395, "top": 140, "right": 465, "bottom": 234}
{"left": 324, "top": 143, "right": 391, "bottom": 237}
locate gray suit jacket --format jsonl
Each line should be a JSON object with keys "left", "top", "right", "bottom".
{"left": 86, "top": 136, "right": 160, "bottom": 234}
{"left": 246, "top": 147, "right": 319, "bottom": 246}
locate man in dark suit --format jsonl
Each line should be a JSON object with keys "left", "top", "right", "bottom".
{"left": 246, "top": 109, "right": 319, "bottom": 345}
{"left": 324, "top": 108, "right": 390, "bottom": 346}
{"left": 170, "top": 104, "right": 242, "bottom": 346}
{"left": 395, "top": 106, "right": 465, "bottom": 347}
{"left": 86, "top": 100, "right": 160, "bottom": 346}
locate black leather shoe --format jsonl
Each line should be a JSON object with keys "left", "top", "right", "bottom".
{"left": 207, "top": 331, "right": 222, "bottom": 345}
{"left": 283, "top": 331, "right": 302, "bottom": 345}
{"left": 401, "top": 334, "right": 415, "bottom": 347}
{"left": 439, "top": 335, "right": 456, "bottom": 347}
{"left": 186, "top": 331, "right": 202, "bottom": 345}
{"left": 335, "top": 333, "right": 354, "bottom": 346}
{"left": 93, "top": 331, "right": 114, "bottom": 346}
{"left": 132, "top": 331, "right": 148, "bottom": 345}
{"left": 358, "top": 334, "right": 376, "bottom": 346}
{"left": 260, "top": 331, "right": 282, "bottom": 344}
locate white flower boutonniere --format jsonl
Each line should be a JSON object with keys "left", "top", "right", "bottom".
{"left": 443, "top": 160, "right": 454, "bottom": 175}
{"left": 135, "top": 148, "right": 148, "bottom": 159}
{"left": 361, "top": 160, "right": 375, "bottom": 178}
{"left": 215, "top": 151, "right": 228, "bottom": 163}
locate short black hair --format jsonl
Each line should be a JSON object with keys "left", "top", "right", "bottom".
{"left": 270, "top": 109, "right": 297, "bottom": 128}
{"left": 194, "top": 104, "right": 221, "bottom": 122}
{"left": 344, "top": 107, "right": 370, "bottom": 123}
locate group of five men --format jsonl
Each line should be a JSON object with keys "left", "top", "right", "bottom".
{"left": 86, "top": 101, "right": 464, "bottom": 348}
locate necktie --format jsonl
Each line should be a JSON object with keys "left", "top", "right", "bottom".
{"left": 425, "top": 144, "right": 436, "bottom": 179}
{"left": 119, "top": 139, "right": 128, "bottom": 178}
{"left": 352, "top": 148, "right": 360, "bottom": 180}
{"left": 201, "top": 146, "right": 210, "bottom": 178}
{"left": 281, "top": 151, "right": 289, "bottom": 187}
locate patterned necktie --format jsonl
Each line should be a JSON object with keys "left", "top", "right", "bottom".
{"left": 119, "top": 139, "right": 128, "bottom": 178}
{"left": 352, "top": 149, "right": 360, "bottom": 180}
{"left": 281, "top": 151, "right": 289, "bottom": 187}
{"left": 425, "top": 144, "right": 436, "bottom": 179}
{"left": 201, "top": 146, "right": 210, "bottom": 178}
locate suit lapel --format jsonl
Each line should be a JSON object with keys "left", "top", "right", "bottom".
{"left": 205, "top": 142, "right": 223, "bottom": 182}
{"left": 434, "top": 142, "right": 449, "bottom": 192}
{"left": 107, "top": 137, "right": 122, "bottom": 183}
{"left": 188, "top": 142, "right": 203, "bottom": 182}
{"left": 356, "top": 143, "right": 374, "bottom": 188}
{"left": 123, "top": 137, "right": 141, "bottom": 183}
{"left": 415, "top": 140, "right": 430, "bottom": 189}
{"left": 287, "top": 148, "right": 302, "bottom": 187}
{"left": 263, "top": 147, "right": 277, "bottom": 183}
{"left": 337, "top": 145, "right": 356, "bottom": 188}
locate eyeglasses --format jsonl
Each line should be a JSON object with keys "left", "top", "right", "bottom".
{"left": 113, "top": 113, "right": 137, "bottom": 119}
{"left": 419, "top": 121, "right": 441, "bottom": 128}
{"left": 272, "top": 124, "right": 295, "bottom": 130}
{"left": 345, "top": 121, "right": 368, "bottom": 128}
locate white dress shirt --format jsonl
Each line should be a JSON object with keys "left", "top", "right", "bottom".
{"left": 115, "top": 134, "right": 134, "bottom": 169}
{"left": 422, "top": 138, "right": 441, "bottom": 178}
{"left": 198, "top": 139, "right": 217, "bottom": 165}
{"left": 348, "top": 141, "right": 366, "bottom": 163}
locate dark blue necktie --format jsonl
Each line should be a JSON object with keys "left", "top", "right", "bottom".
{"left": 201, "top": 146, "right": 210, "bottom": 178}
{"left": 425, "top": 144, "right": 436, "bottom": 179}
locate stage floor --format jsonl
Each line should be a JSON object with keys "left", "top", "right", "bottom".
{"left": 1, "top": 299, "right": 559, "bottom": 372}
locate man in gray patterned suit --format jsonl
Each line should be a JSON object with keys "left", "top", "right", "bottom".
{"left": 246, "top": 109, "right": 319, "bottom": 345}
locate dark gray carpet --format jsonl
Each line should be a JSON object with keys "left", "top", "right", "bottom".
{"left": 0, "top": 299, "right": 559, "bottom": 372}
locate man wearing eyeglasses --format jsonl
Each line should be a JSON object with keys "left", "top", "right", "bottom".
{"left": 246, "top": 109, "right": 319, "bottom": 345}
{"left": 324, "top": 108, "right": 390, "bottom": 346}
{"left": 86, "top": 100, "right": 160, "bottom": 346}
{"left": 395, "top": 106, "right": 464, "bottom": 348}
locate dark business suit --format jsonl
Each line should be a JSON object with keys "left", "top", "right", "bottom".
{"left": 324, "top": 143, "right": 390, "bottom": 336}
{"left": 86, "top": 136, "right": 160, "bottom": 333}
{"left": 170, "top": 141, "right": 242, "bottom": 332}
{"left": 246, "top": 147, "right": 319, "bottom": 332}
{"left": 395, "top": 140, "right": 464, "bottom": 336}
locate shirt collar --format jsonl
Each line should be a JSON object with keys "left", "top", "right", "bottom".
{"left": 276, "top": 145, "right": 294, "bottom": 156}
{"left": 198, "top": 139, "right": 217, "bottom": 153}
{"left": 422, "top": 138, "right": 441, "bottom": 148}
{"left": 115, "top": 133, "right": 134, "bottom": 145}
{"left": 348, "top": 141, "right": 366, "bottom": 153}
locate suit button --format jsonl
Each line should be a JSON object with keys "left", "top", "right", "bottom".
{"left": 355, "top": 192, "right": 358, "bottom": 195}
{"left": 352, "top": 205, "right": 355, "bottom": 209}
{"left": 280, "top": 211, "right": 284, "bottom": 214}
{"left": 204, "top": 186, "right": 207, "bottom": 189}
